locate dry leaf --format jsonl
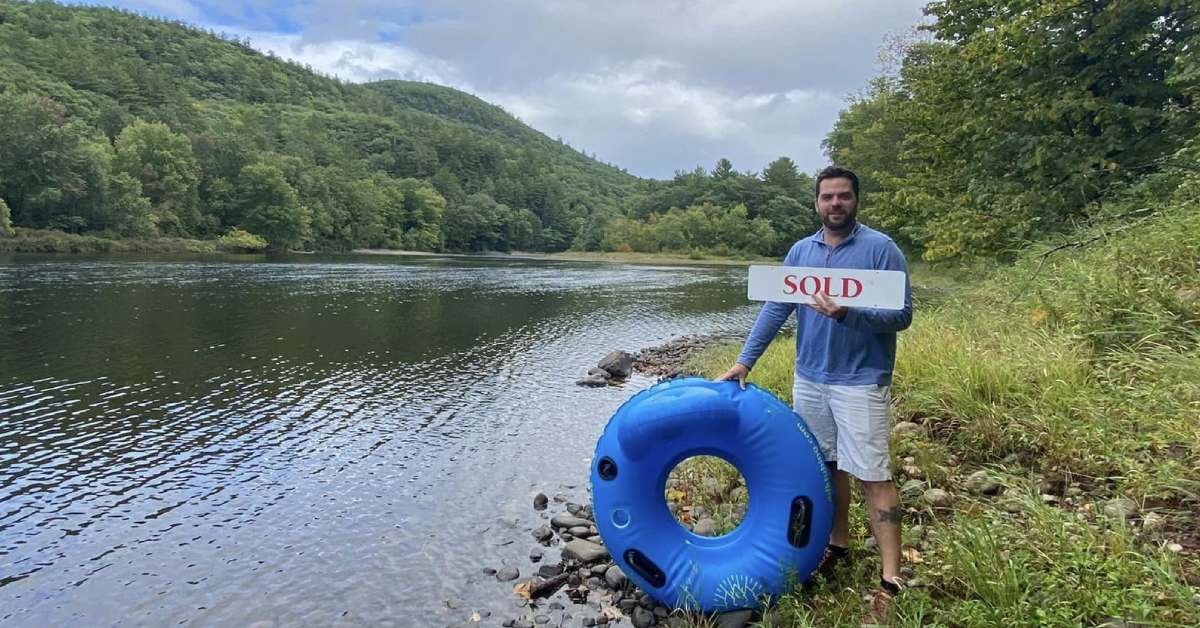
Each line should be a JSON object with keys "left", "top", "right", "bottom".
{"left": 470, "top": 611, "right": 481, "bottom": 622}
{"left": 602, "top": 606, "right": 624, "bottom": 620}
{"left": 513, "top": 579, "right": 534, "bottom": 600}
{"left": 902, "top": 548, "right": 924, "bottom": 564}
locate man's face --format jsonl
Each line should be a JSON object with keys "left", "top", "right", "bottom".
{"left": 815, "top": 177, "right": 858, "bottom": 232}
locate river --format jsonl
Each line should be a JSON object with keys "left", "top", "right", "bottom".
{"left": 0, "top": 253, "right": 760, "bottom": 627}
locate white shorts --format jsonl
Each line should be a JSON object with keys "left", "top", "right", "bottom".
{"left": 792, "top": 374, "right": 893, "bottom": 482}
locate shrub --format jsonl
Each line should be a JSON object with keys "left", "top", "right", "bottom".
{"left": 215, "top": 228, "right": 269, "bottom": 253}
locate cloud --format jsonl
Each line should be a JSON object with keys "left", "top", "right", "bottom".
{"left": 101, "top": 0, "right": 930, "bottom": 178}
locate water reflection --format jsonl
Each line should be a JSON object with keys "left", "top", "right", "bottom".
{"left": 0, "top": 253, "right": 756, "bottom": 626}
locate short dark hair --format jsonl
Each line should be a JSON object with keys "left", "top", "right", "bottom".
{"left": 815, "top": 166, "right": 860, "bottom": 200}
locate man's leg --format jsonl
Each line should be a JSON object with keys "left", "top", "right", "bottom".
{"left": 792, "top": 374, "right": 839, "bottom": 546}
{"left": 829, "top": 464, "right": 852, "bottom": 549}
{"left": 861, "top": 479, "right": 901, "bottom": 583}
{"left": 827, "top": 383, "right": 899, "bottom": 584}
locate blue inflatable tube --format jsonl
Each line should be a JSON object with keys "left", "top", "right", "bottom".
{"left": 590, "top": 377, "right": 833, "bottom": 612}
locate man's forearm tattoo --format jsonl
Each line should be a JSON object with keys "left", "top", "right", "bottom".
{"left": 876, "top": 506, "right": 903, "bottom": 524}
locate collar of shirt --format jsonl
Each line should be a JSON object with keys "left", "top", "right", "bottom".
{"left": 812, "top": 222, "right": 864, "bottom": 248}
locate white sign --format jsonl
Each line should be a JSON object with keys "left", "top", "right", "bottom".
{"left": 747, "top": 265, "right": 907, "bottom": 310}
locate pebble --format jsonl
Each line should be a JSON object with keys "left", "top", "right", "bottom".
{"left": 496, "top": 567, "right": 519, "bottom": 581}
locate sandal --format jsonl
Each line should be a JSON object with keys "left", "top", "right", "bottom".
{"left": 879, "top": 576, "right": 908, "bottom": 595}
{"left": 815, "top": 544, "right": 851, "bottom": 578}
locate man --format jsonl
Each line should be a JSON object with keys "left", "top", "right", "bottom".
{"left": 717, "top": 166, "right": 912, "bottom": 598}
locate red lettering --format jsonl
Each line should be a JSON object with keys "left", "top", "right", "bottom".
{"left": 822, "top": 276, "right": 842, "bottom": 297}
{"left": 798, "top": 276, "right": 821, "bottom": 296}
{"left": 783, "top": 275, "right": 798, "bottom": 295}
{"left": 842, "top": 277, "right": 863, "bottom": 298}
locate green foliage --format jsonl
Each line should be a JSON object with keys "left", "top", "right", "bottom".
{"left": 113, "top": 120, "right": 201, "bottom": 235}
{"left": 687, "top": 201, "right": 1200, "bottom": 624}
{"left": 0, "top": 2, "right": 833, "bottom": 258}
{"left": 611, "top": 157, "right": 817, "bottom": 257}
{"left": 103, "top": 172, "right": 155, "bottom": 237}
{"left": 235, "top": 162, "right": 309, "bottom": 250}
{"left": 0, "top": 0, "right": 639, "bottom": 253}
{"left": 602, "top": 201, "right": 780, "bottom": 257}
{"left": 0, "top": 196, "right": 12, "bottom": 236}
{"left": 0, "top": 91, "right": 109, "bottom": 230}
{"left": 826, "top": 0, "right": 1199, "bottom": 261}
{"left": 1023, "top": 198, "right": 1200, "bottom": 356}
{"left": 214, "top": 228, "right": 268, "bottom": 253}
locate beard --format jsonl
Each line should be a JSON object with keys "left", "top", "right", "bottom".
{"left": 820, "top": 209, "right": 857, "bottom": 232}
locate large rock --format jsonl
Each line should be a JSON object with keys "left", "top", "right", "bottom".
{"left": 605, "top": 564, "right": 627, "bottom": 590}
{"left": 1104, "top": 497, "right": 1139, "bottom": 521}
{"left": 598, "top": 351, "right": 636, "bottom": 379}
{"left": 552, "top": 513, "right": 594, "bottom": 529}
{"left": 562, "top": 539, "right": 610, "bottom": 563}
{"left": 966, "top": 470, "right": 1002, "bottom": 495}
{"left": 923, "top": 488, "right": 953, "bottom": 507}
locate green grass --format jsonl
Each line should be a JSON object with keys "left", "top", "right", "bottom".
{"left": 665, "top": 197, "right": 1200, "bottom": 626}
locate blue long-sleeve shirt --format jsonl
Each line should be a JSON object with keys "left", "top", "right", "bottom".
{"left": 736, "top": 223, "right": 912, "bottom": 386}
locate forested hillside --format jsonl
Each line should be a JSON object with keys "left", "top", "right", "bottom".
{"left": 0, "top": 0, "right": 641, "bottom": 251}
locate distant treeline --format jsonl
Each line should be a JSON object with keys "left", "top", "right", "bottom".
{"left": 0, "top": 1, "right": 814, "bottom": 257}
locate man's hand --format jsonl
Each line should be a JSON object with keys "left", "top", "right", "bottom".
{"left": 809, "top": 291, "right": 848, "bottom": 321}
{"left": 715, "top": 363, "right": 750, "bottom": 390}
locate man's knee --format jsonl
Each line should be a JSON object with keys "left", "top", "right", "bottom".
{"left": 859, "top": 479, "right": 897, "bottom": 496}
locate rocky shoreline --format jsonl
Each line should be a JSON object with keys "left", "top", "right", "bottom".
{"left": 458, "top": 334, "right": 751, "bottom": 628}
{"left": 576, "top": 334, "right": 736, "bottom": 387}
{"left": 469, "top": 492, "right": 755, "bottom": 628}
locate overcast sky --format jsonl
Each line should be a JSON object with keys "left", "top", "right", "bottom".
{"left": 93, "top": 0, "right": 930, "bottom": 179}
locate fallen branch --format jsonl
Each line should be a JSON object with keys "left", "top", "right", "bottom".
{"left": 513, "top": 572, "right": 571, "bottom": 600}
{"left": 1006, "top": 209, "right": 1158, "bottom": 306}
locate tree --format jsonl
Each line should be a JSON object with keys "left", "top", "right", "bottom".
{"left": 0, "top": 197, "right": 12, "bottom": 237}
{"left": 114, "top": 120, "right": 201, "bottom": 236}
{"left": 711, "top": 158, "right": 735, "bottom": 181}
{"left": 0, "top": 93, "right": 103, "bottom": 229}
{"left": 235, "top": 162, "right": 310, "bottom": 250}
{"left": 762, "top": 157, "right": 805, "bottom": 198}
{"left": 825, "top": 0, "right": 1198, "bottom": 260}
{"left": 443, "top": 192, "right": 503, "bottom": 251}
{"left": 103, "top": 173, "right": 155, "bottom": 237}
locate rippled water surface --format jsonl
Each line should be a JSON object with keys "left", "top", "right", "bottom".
{"left": 0, "top": 253, "right": 758, "bottom": 627}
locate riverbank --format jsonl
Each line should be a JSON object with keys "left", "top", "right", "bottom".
{"left": 0, "top": 230, "right": 771, "bottom": 266}
{"left": 0, "top": 228, "right": 268, "bottom": 254}
{"left": 352, "top": 248, "right": 773, "bottom": 266}
{"left": 657, "top": 205, "right": 1200, "bottom": 625}
{"left": 474, "top": 202, "right": 1200, "bottom": 627}
{"left": 468, "top": 336, "right": 757, "bottom": 628}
